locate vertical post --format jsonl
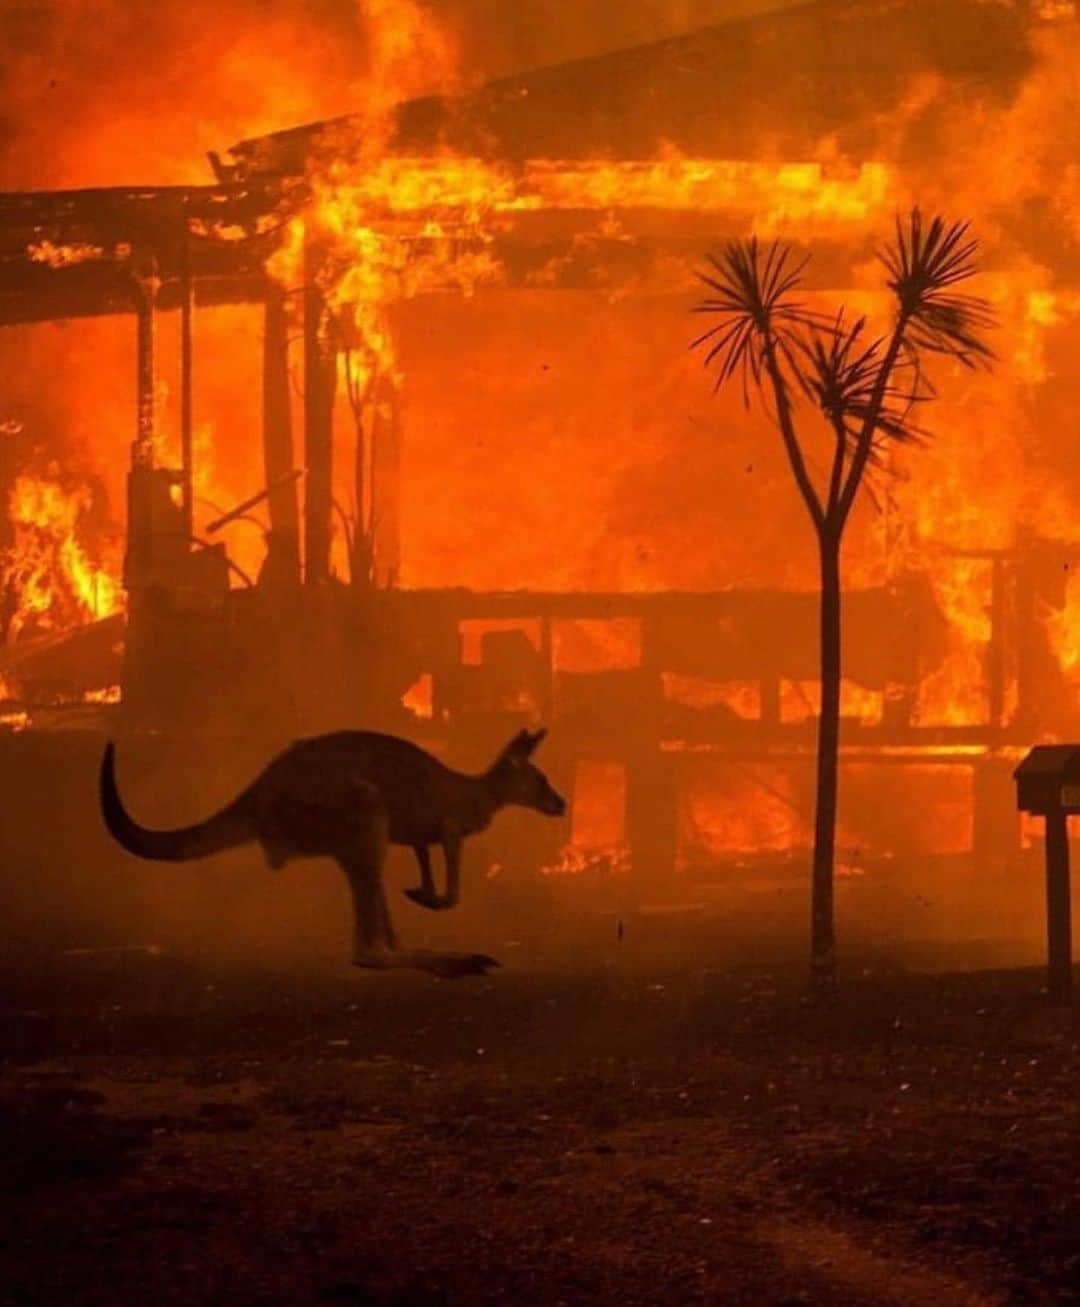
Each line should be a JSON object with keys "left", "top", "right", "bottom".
{"left": 1045, "top": 809, "right": 1073, "bottom": 1002}
{"left": 180, "top": 237, "right": 194, "bottom": 542}
{"left": 761, "top": 678, "right": 781, "bottom": 729}
{"left": 263, "top": 285, "right": 301, "bottom": 585}
{"left": 122, "top": 259, "right": 159, "bottom": 719}
{"left": 303, "top": 239, "right": 335, "bottom": 585}
{"left": 1014, "top": 552, "right": 1038, "bottom": 736}
{"left": 370, "top": 373, "right": 402, "bottom": 587}
{"left": 124, "top": 262, "right": 157, "bottom": 590}
{"left": 134, "top": 263, "right": 156, "bottom": 468}
{"left": 352, "top": 362, "right": 368, "bottom": 587}
{"left": 988, "top": 556, "right": 1006, "bottom": 732}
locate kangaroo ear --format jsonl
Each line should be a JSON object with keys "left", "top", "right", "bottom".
{"left": 525, "top": 727, "right": 548, "bottom": 754}
{"left": 498, "top": 727, "right": 547, "bottom": 765}
{"left": 497, "top": 729, "right": 532, "bottom": 765}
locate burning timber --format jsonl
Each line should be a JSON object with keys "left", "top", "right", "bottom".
{"left": 0, "top": 3, "right": 1078, "bottom": 903}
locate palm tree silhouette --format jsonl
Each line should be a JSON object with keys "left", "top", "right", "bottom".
{"left": 694, "top": 209, "right": 994, "bottom": 989}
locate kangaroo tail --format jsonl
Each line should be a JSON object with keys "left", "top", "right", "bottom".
{"left": 99, "top": 743, "right": 254, "bottom": 863}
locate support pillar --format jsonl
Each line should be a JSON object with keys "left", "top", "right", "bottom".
{"left": 134, "top": 266, "right": 156, "bottom": 467}
{"left": 303, "top": 241, "right": 335, "bottom": 586}
{"left": 180, "top": 237, "right": 194, "bottom": 542}
{"left": 124, "top": 264, "right": 157, "bottom": 590}
{"left": 988, "top": 556, "right": 1008, "bottom": 733}
{"left": 122, "top": 261, "right": 159, "bottom": 720}
{"left": 370, "top": 373, "right": 402, "bottom": 587}
{"left": 1045, "top": 810, "right": 1073, "bottom": 1003}
{"left": 263, "top": 285, "right": 301, "bottom": 586}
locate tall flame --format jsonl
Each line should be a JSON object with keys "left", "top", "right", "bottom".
{"left": 2, "top": 472, "right": 122, "bottom": 643}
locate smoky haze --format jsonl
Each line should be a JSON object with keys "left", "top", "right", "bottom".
{"left": 0, "top": 0, "right": 803, "bottom": 188}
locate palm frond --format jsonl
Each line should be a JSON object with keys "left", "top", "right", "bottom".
{"left": 691, "top": 237, "right": 821, "bottom": 404}
{"left": 879, "top": 209, "right": 995, "bottom": 367}
{"left": 794, "top": 312, "right": 929, "bottom": 463}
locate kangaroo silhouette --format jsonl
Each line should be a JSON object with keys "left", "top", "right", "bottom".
{"left": 100, "top": 728, "right": 566, "bottom": 978}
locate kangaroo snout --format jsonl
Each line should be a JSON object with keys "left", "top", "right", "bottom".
{"left": 542, "top": 788, "right": 568, "bottom": 818}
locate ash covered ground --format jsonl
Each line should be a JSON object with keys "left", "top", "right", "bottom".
{"left": 3, "top": 939, "right": 1080, "bottom": 1307}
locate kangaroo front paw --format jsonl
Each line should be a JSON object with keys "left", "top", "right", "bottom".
{"left": 404, "top": 886, "right": 453, "bottom": 911}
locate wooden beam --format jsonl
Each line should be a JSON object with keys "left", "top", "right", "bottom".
{"left": 371, "top": 373, "right": 402, "bottom": 587}
{"left": 180, "top": 237, "right": 194, "bottom": 541}
{"left": 262, "top": 286, "right": 301, "bottom": 585}
{"left": 133, "top": 264, "right": 155, "bottom": 467}
{"left": 303, "top": 240, "right": 335, "bottom": 585}
{"left": 1045, "top": 810, "right": 1074, "bottom": 1003}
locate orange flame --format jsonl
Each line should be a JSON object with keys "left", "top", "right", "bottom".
{"left": 2, "top": 472, "right": 123, "bottom": 643}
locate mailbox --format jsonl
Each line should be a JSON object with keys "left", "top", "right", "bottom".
{"left": 1015, "top": 746, "right": 1078, "bottom": 1001}
{"left": 1016, "top": 746, "right": 1080, "bottom": 815}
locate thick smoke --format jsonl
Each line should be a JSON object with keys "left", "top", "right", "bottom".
{"left": 0, "top": 2, "right": 796, "bottom": 188}
{"left": 436, "top": 1, "right": 796, "bottom": 80}
{"left": 0, "top": 0, "right": 435, "bottom": 188}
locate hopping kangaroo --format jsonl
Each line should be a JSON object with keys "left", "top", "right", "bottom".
{"left": 100, "top": 728, "right": 566, "bottom": 978}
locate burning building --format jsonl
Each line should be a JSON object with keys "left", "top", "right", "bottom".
{"left": 0, "top": 0, "right": 1078, "bottom": 920}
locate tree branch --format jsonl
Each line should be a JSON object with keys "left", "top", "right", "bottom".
{"left": 764, "top": 340, "right": 825, "bottom": 531}
{"left": 825, "top": 415, "right": 849, "bottom": 521}
{"left": 835, "top": 315, "right": 908, "bottom": 529}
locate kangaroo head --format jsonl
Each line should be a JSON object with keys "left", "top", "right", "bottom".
{"left": 489, "top": 728, "right": 567, "bottom": 817}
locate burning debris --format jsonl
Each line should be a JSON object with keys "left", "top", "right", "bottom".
{"left": 0, "top": 421, "right": 123, "bottom": 710}
{"left": 3, "top": 470, "right": 121, "bottom": 641}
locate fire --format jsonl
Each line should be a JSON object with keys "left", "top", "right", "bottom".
{"left": 275, "top": 152, "right": 900, "bottom": 394}
{"left": 27, "top": 240, "right": 105, "bottom": 269}
{"left": 1045, "top": 569, "right": 1080, "bottom": 684}
{"left": 2, "top": 472, "right": 122, "bottom": 643}
{"left": 911, "top": 556, "right": 992, "bottom": 728}
{"left": 304, "top": 155, "right": 896, "bottom": 228}
{"left": 542, "top": 758, "right": 630, "bottom": 876}
{"left": 359, "top": 0, "right": 459, "bottom": 124}
{"left": 685, "top": 763, "right": 809, "bottom": 859}
{"left": 540, "top": 842, "right": 630, "bottom": 878}
{"left": 185, "top": 416, "right": 270, "bottom": 585}
{"left": 664, "top": 676, "right": 761, "bottom": 719}
{"left": 780, "top": 681, "right": 885, "bottom": 728}
{"left": 520, "top": 158, "right": 897, "bottom": 233}
{"left": 83, "top": 685, "right": 122, "bottom": 705}
{"left": 401, "top": 672, "right": 434, "bottom": 719}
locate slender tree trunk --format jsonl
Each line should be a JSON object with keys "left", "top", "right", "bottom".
{"left": 811, "top": 527, "right": 842, "bottom": 989}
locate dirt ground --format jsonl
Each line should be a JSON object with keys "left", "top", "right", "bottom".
{"left": 3, "top": 944, "right": 1080, "bottom": 1307}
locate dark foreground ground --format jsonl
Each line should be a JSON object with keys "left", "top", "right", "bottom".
{"left": 3, "top": 948, "right": 1080, "bottom": 1307}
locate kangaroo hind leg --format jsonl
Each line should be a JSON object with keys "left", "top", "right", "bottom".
{"left": 339, "top": 784, "right": 497, "bottom": 979}
{"left": 337, "top": 783, "right": 393, "bottom": 968}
